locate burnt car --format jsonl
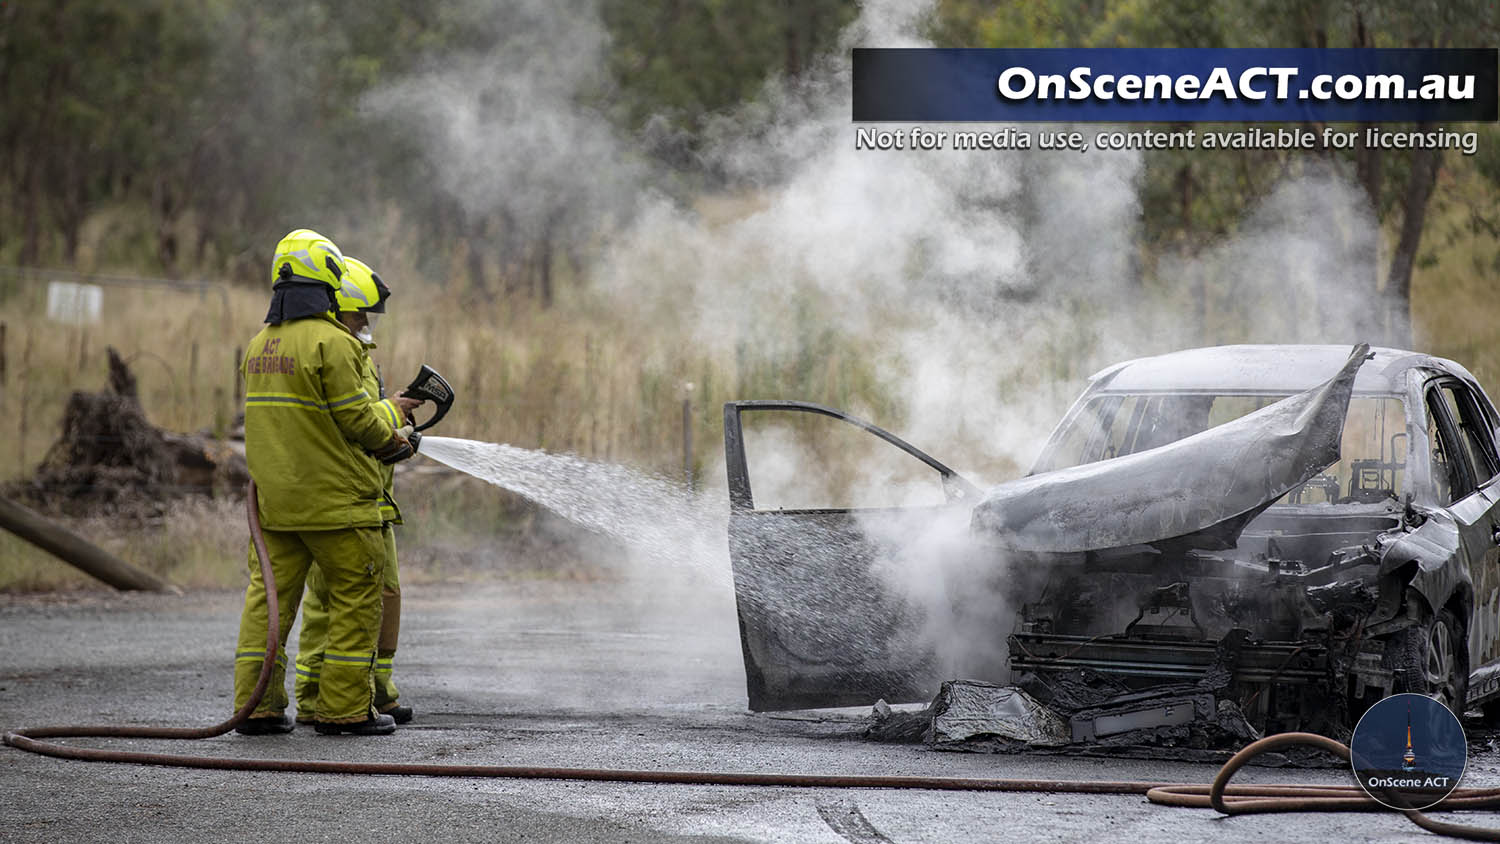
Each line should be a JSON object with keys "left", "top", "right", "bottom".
{"left": 723, "top": 344, "right": 1500, "bottom": 736}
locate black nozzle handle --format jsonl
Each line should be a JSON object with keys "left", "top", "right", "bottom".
{"left": 402, "top": 364, "right": 454, "bottom": 433}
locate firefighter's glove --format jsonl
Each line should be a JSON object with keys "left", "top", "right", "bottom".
{"left": 393, "top": 425, "right": 422, "bottom": 457}
{"left": 371, "top": 430, "right": 415, "bottom": 465}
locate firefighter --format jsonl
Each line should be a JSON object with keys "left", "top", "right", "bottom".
{"left": 233, "top": 229, "right": 411, "bottom": 736}
{"left": 294, "top": 256, "right": 419, "bottom": 724}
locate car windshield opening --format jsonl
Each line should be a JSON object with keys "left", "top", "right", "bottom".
{"left": 1041, "top": 394, "right": 1407, "bottom": 504}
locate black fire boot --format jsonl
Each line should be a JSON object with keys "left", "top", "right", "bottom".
{"left": 379, "top": 704, "right": 414, "bottom": 724}
{"left": 235, "top": 714, "right": 294, "bottom": 735}
{"left": 314, "top": 712, "right": 397, "bottom": 736}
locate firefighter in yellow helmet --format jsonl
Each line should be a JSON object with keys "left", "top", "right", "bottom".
{"left": 294, "top": 256, "right": 420, "bottom": 724}
{"left": 233, "top": 229, "right": 411, "bottom": 736}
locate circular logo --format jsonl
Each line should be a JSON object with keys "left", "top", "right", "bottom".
{"left": 1349, "top": 693, "right": 1466, "bottom": 810}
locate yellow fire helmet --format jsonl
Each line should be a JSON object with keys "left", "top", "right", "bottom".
{"left": 270, "top": 228, "right": 347, "bottom": 289}
{"left": 335, "top": 256, "right": 382, "bottom": 314}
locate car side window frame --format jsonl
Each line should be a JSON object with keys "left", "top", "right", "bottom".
{"left": 722, "top": 401, "right": 979, "bottom": 513}
{"left": 1477, "top": 383, "right": 1500, "bottom": 451}
{"left": 1436, "top": 378, "right": 1499, "bottom": 487}
{"left": 1426, "top": 381, "right": 1479, "bottom": 503}
{"left": 1456, "top": 379, "right": 1500, "bottom": 487}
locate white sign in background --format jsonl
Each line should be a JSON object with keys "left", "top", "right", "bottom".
{"left": 46, "top": 281, "right": 104, "bottom": 325}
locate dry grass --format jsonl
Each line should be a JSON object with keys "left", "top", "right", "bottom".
{"left": 0, "top": 269, "right": 798, "bottom": 591}
{"left": 0, "top": 474, "right": 616, "bottom": 592}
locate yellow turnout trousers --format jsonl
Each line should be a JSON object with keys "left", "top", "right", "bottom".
{"left": 295, "top": 525, "right": 401, "bottom": 717}
{"left": 234, "top": 525, "right": 386, "bottom": 724}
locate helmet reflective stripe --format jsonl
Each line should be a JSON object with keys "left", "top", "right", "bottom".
{"left": 284, "top": 249, "right": 320, "bottom": 276}
{"left": 338, "top": 278, "right": 371, "bottom": 308}
{"left": 337, "top": 256, "right": 384, "bottom": 314}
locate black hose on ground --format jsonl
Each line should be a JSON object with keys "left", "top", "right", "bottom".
{"left": 1148, "top": 732, "right": 1500, "bottom": 841}
{"left": 5, "top": 483, "right": 1500, "bottom": 840}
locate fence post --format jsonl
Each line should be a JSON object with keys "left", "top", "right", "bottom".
{"left": 232, "top": 345, "right": 242, "bottom": 402}
{"left": 18, "top": 328, "right": 33, "bottom": 472}
{"left": 681, "top": 381, "right": 695, "bottom": 491}
{"left": 0, "top": 322, "right": 6, "bottom": 424}
{"left": 189, "top": 341, "right": 199, "bottom": 419}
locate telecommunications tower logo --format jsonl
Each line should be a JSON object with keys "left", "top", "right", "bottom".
{"left": 1350, "top": 693, "right": 1466, "bottom": 810}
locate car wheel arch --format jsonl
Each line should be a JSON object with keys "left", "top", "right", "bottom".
{"left": 1383, "top": 592, "right": 1470, "bottom": 716}
{"left": 1400, "top": 581, "right": 1472, "bottom": 632}
{"left": 1402, "top": 560, "right": 1472, "bottom": 630}
{"left": 1444, "top": 585, "right": 1475, "bottom": 633}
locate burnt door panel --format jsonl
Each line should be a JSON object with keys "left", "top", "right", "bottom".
{"left": 1423, "top": 381, "right": 1500, "bottom": 690}
{"left": 1438, "top": 381, "right": 1500, "bottom": 685}
{"left": 729, "top": 512, "right": 938, "bottom": 710}
{"left": 723, "top": 401, "right": 980, "bottom": 711}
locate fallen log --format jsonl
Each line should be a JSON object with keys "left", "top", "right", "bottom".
{"left": 0, "top": 494, "right": 178, "bottom": 592}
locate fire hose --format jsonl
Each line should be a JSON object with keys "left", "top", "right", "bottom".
{"left": 6, "top": 482, "right": 1500, "bottom": 840}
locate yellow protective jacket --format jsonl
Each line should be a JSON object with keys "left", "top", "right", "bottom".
{"left": 242, "top": 313, "right": 396, "bottom": 531}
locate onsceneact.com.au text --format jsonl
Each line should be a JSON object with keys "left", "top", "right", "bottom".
{"left": 996, "top": 66, "right": 1478, "bottom": 102}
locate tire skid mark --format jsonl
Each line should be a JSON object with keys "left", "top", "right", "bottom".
{"left": 815, "top": 799, "right": 895, "bottom": 844}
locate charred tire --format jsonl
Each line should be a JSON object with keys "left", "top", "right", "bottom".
{"left": 1388, "top": 607, "right": 1469, "bottom": 719}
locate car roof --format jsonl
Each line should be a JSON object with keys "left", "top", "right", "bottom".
{"left": 1088, "top": 344, "right": 1471, "bottom": 395}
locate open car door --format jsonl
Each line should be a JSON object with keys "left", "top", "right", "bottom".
{"left": 723, "top": 400, "right": 982, "bottom": 711}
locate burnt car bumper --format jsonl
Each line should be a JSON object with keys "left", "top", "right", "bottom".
{"left": 1009, "top": 625, "right": 1397, "bottom": 738}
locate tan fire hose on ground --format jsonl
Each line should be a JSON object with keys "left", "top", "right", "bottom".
{"left": 6, "top": 481, "right": 1500, "bottom": 840}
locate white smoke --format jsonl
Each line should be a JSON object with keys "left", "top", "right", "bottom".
{"left": 1154, "top": 163, "right": 1385, "bottom": 348}
{"left": 361, "top": 0, "right": 640, "bottom": 248}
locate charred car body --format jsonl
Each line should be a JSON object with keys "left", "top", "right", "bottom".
{"left": 724, "top": 344, "right": 1500, "bottom": 739}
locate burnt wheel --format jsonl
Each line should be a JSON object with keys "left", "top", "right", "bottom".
{"left": 1389, "top": 607, "right": 1468, "bottom": 718}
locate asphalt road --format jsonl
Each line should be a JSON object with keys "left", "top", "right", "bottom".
{"left": 3, "top": 579, "right": 1499, "bottom": 843}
